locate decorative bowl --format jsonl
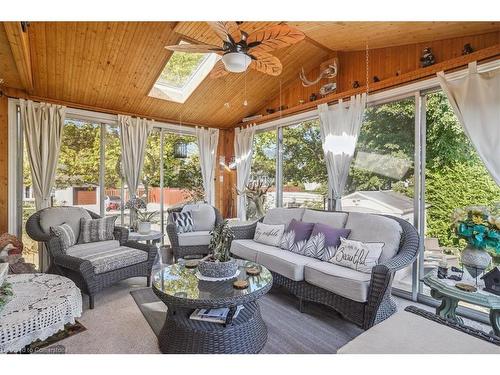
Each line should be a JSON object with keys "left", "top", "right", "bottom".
{"left": 198, "top": 257, "right": 238, "bottom": 279}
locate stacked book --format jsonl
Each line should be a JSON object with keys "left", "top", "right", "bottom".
{"left": 190, "top": 306, "right": 243, "bottom": 324}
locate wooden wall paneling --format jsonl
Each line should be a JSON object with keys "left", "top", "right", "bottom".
{"left": 249, "top": 32, "right": 500, "bottom": 124}
{"left": 0, "top": 94, "right": 8, "bottom": 233}
{"left": 3, "top": 22, "right": 34, "bottom": 92}
{"left": 245, "top": 42, "right": 500, "bottom": 126}
{"left": 0, "top": 24, "right": 23, "bottom": 89}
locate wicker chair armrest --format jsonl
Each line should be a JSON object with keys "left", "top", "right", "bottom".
{"left": 231, "top": 220, "right": 261, "bottom": 240}
{"left": 52, "top": 252, "right": 94, "bottom": 275}
{"left": 113, "top": 225, "right": 129, "bottom": 245}
{"left": 379, "top": 216, "right": 420, "bottom": 272}
{"left": 166, "top": 214, "right": 180, "bottom": 248}
{"left": 123, "top": 240, "right": 157, "bottom": 260}
{"left": 364, "top": 264, "right": 392, "bottom": 329}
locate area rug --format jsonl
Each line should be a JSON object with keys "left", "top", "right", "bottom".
{"left": 130, "top": 287, "right": 363, "bottom": 354}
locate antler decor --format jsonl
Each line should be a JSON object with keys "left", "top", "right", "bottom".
{"left": 299, "top": 58, "right": 338, "bottom": 87}
{"left": 236, "top": 178, "right": 273, "bottom": 219}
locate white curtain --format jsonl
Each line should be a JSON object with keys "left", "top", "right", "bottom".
{"left": 437, "top": 62, "right": 500, "bottom": 185}
{"left": 20, "top": 99, "right": 66, "bottom": 211}
{"left": 318, "top": 93, "right": 366, "bottom": 210}
{"left": 234, "top": 124, "right": 256, "bottom": 221}
{"left": 20, "top": 99, "right": 66, "bottom": 272}
{"left": 118, "top": 115, "right": 153, "bottom": 197}
{"left": 196, "top": 127, "right": 220, "bottom": 205}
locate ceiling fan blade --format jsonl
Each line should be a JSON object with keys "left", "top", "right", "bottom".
{"left": 210, "top": 60, "right": 229, "bottom": 79}
{"left": 250, "top": 52, "right": 283, "bottom": 76}
{"left": 247, "top": 25, "right": 305, "bottom": 53}
{"left": 207, "top": 21, "right": 241, "bottom": 43}
{"left": 165, "top": 43, "right": 223, "bottom": 54}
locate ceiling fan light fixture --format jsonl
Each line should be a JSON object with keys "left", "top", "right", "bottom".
{"left": 221, "top": 52, "right": 251, "bottom": 73}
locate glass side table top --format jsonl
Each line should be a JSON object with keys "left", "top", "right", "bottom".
{"left": 152, "top": 259, "right": 273, "bottom": 304}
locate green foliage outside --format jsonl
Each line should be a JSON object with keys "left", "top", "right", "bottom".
{"left": 252, "top": 92, "right": 500, "bottom": 251}
{"left": 160, "top": 51, "right": 206, "bottom": 88}
{"left": 23, "top": 121, "right": 203, "bottom": 203}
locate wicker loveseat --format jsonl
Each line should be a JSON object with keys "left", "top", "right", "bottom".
{"left": 166, "top": 204, "right": 222, "bottom": 260}
{"left": 230, "top": 208, "right": 419, "bottom": 329}
{"left": 26, "top": 207, "right": 157, "bottom": 309}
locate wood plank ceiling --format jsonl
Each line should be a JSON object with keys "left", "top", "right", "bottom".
{"left": 1, "top": 21, "right": 499, "bottom": 128}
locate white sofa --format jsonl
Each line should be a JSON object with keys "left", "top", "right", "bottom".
{"left": 230, "top": 208, "right": 419, "bottom": 329}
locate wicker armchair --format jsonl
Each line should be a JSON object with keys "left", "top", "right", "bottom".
{"left": 26, "top": 207, "right": 157, "bottom": 309}
{"left": 166, "top": 205, "right": 223, "bottom": 260}
{"left": 231, "top": 212, "right": 419, "bottom": 330}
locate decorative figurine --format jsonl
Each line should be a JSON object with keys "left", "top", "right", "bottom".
{"left": 420, "top": 47, "right": 436, "bottom": 68}
{"left": 373, "top": 76, "right": 380, "bottom": 82}
{"left": 462, "top": 43, "right": 474, "bottom": 55}
{"left": 396, "top": 70, "right": 401, "bottom": 76}
{"left": 309, "top": 93, "right": 317, "bottom": 102}
{"left": 352, "top": 81, "right": 360, "bottom": 89}
{"left": 481, "top": 267, "right": 500, "bottom": 296}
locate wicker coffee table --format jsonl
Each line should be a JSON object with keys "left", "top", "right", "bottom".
{"left": 152, "top": 259, "right": 273, "bottom": 354}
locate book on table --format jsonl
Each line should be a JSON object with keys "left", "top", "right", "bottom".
{"left": 190, "top": 306, "right": 244, "bottom": 324}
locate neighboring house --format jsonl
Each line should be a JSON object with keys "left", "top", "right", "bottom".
{"left": 342, "top": 190, "right": 416, "bottom": 222}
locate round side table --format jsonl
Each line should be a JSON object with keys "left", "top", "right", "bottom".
{"left": 129, "top": 230, "right": 163, "bottom": 245}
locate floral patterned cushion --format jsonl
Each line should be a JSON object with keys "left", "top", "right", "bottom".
{"left": 303, "top": 223, "right": 351, "bottom": 261}
{"left": 280, "top": 219, "right": 314, "bottom": 255}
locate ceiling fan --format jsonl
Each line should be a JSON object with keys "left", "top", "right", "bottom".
{"left": 165, "top": 22, "right": 305, "bottom": 78}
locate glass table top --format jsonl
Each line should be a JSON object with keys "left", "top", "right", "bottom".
{"left": 152, "top": 259, "right": 273, "bottom": 302}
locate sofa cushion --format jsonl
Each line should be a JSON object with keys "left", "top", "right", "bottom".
{"left": 280, "top": 219, "right": 314, "bottom": 254}
{"left": 178, "top": 231, "right": 211, "bottom": 247}
{"left": 66, "top": 240, "right": 121, "bottom": 258}
{"left": 50, "top": 223, "right": 77, "bottom": 252}
{"left": 40, "top": 207, "right": 92, "bottom": 240}
{"left": 181, "top": 204, "right": 216, "bottom": 231}
{"left": 303, "top": 223, "right": 351, "bottom": 261}
{"left": 78, "top": 216, "right": 117, "bottom": 244}
{"left": 329, "top": 237, "right": 384, "bottom": 273}
{"left": 345, "top": 212, "right": 402, "bottom": 263}
{"left": 256, "top": 247, "right": 322, "bottom": 281}
{"left": 253, "top": 222, "right": 285, "bottom": 247}
{"left": 263, "top": 208, "right": 305, "bottom": 226}
{"left": 75, "top": 246, "right": 148, "bottom": 274}
{"left": 302, "top": 210, "right": 348, "bottom": 228}
{"left": 172, "top": 211, "right": 194, "bottom": 234}
{"left": 304, "top": 262, "right": 372, "bottom": 302}
{"left": 230, "top": 239, "right": 280, "bottom": 262}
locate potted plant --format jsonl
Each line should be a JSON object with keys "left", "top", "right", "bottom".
{"left": 197, "top": 220, "right": 237, "bottom": 278}
{"left": 136, "top": 210, "right": 158, "bottom": 234}
{"left": 452, "top": 204, "right": 500, "bottom": 278}
{"left": 124, "top": 197, "right": 147, "bottom": 232}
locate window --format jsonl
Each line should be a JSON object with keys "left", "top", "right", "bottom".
{"left": 423, "top": 91, "right": 500, "bottom": 300}
{"left": 54, "top": 120, "right": 101, "bottom": 214}
{"left": 149, "top": 42, "right": 219, "bottom": 103}
{"left": 282, "top": 120, "right": 327, "bottom": 209}
{"left": 103, "top": 123, "right": 125, "bottom": 225}
{"left": 250, "top": 129, "right": 277, "bottom": 218}
{"left": 345, "top": 97, "right": 416, "bottom": 291}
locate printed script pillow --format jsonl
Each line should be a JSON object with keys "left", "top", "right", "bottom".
{"left": 329, "top": 237, "right": 384, "bottom": 273}
{"left": 280, "top": 219, "right": 314, "bottom": 255}
{"left": 78, "top": 216, "right": 117, "bottom": 244}
{"left": 50, "top": 223, "right": 77, "bottom": 252}
{"left": 172, "top": 211, "right": 194, "bottom": 234}
{"left": 253, "top": 222, "right": 285, "bottom": 247}
{"left": 303, "top": 223, "right": 351, "bottom": 261}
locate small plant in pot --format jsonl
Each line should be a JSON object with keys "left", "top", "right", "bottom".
{"left": 198, "top": 220, "right": 236, "bottom": 278}
{"left": 136, "top": 210, "right": 159, "bottom": 234}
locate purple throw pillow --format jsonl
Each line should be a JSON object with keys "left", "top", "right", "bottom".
{"left": 280, "top": 219, "right": 315, "bottom": 254}
{"left": 304, "top": 223, "right": 351, "bottom": 261}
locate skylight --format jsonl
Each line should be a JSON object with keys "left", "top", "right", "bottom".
{"left": 149, "top": 41, "right": 219, "bottom": 104}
